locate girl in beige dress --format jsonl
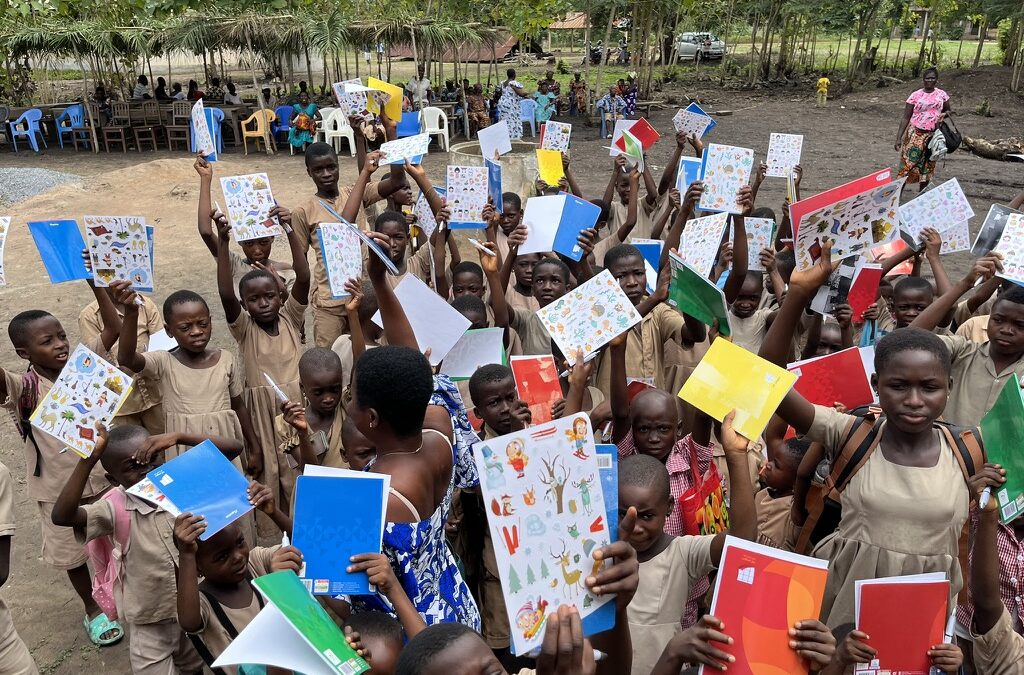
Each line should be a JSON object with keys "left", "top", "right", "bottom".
{"left": 214, "top": 209, "right": 310, "bottom": 537}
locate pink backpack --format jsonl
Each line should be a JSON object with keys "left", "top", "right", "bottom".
{"left": 84, "top": 488, "right": 131, "bottom": 620}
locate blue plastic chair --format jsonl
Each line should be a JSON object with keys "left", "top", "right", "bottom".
{"left": 271, "top": 105, "right": 293, "bottom": 142}
{"left": 9, "top": 108, "right": 48, "bottom": 152}
{"left": 55, "top": 104, "right": 87, "bottom": 149}
{"left": 519, "top": 99, "right": 536, "bottom": 137}
{"left": 191, "top": 106, "right": 225, "bottom": 156}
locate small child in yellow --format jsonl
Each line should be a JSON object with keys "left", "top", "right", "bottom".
{"left": 816, "top": 72, "right": 830, "bottom": 107}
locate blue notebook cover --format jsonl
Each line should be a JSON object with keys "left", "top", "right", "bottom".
{"left": 685, "top": 102, "right": 716, "bottom": 137}
{"left": 28, "top": 220, "right": 90, "bottom": 284}
{"left": 396, "top": 112, "right": 421, "bottom": 137}
{"left": 676, "top": 156, "right": 704, "bottom": 194}
{"left": 146, "top": 440, "right": 252, "bottom": 541}
{"left": 580, "top": 445, "right": 619, "bottom": 637}
{"left": 632, "top": 241, "right": 662, "bottom": 294}
{"left": 552, "top": 194, "right": 601, "bottom": 262}
{"left": 486, "top": 159, "right": 503, "bottom": 213}
{"left": 292, "top": 474, "right": 387, "bottom": 595}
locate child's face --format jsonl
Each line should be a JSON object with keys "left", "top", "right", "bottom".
{"left": 240, "top": 277, "right": 283, "bottom": 325}
{"left": 377, "top": 220, "right": 409, "bottom": 265}
{"left": 473, "top": 377, "right": 519, "bottom": 435}
{"left": 608, "top": 255, "right": 647, "bottom": 305}
{"left": 987, "top": 299, "right": 1024, "bottom": 358}
{"left": 761, "top": 441, "right": 798, "bottom": 493}
{"left": 874, "top": 349, "right": 950, "bottom": 434}
{"left": 361, "top": 634, "right": 402, "bottom": 675}
{"left": 893, "top": 288, "right": 933, "bottom": 328}
{"left": 15, "top": 315, "right": 70, "bottom": 372}
{"left": 392, "top": 180, "right": 414, "bottom": 207}
{"left": 307, "top": 154, "right": 340, "bottom": 192}
{"left": 239, "top": 237, "right": 273, "bottom": 264}
{"left": 102, "top": 442, "right": 159, "bottom": 489}
{"left": 341, "top": 421, "right": 377, "bottom": 470}
{"left": 815, "top": 324, "right": 844, "bottom": 356}
{"left": 615, "top": 174, "right": 631, "bottom": 203}
{"left": 732, "top": 276, "right": 763, "bottom": 319}
{"left": 196, "top": 523, "right": 251, "bottom": 585}
{"left": 301, "top": 367, "right": 344, "bottom": 415}
{"left": 879, "top": 284, "right": 894, "bottom": 311}
{"left": 165, "top": 301, "right": 212, "bottom": 353}
{"left": 453, "top": 271, "right": 485, "bottom": 299}
{"left": 500, "top": 202, "right": 522, "bottom": 235}
{"left": 513, "top": 254, "right": 540, "bottom": 288}
{"left": 531, "top": 263, "right": 568, "bottom": 307}
{"left": 619, "top": 482, "right": 671, "bottom": 555}
{"left": 458, "top": 308, "right": 487, "bottom": 331}
{"left": 630, "top": 392, "right": 680, "bottom": 462}
{"left": 417, "top": 633, "right": 504, "bottom": 675}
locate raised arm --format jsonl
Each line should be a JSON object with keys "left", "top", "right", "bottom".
{"left": 1010, "top": 189, "right": 1024, "bottom": 211}
{"left": 973, "top": 480, "right": 1010, "bottom": 635}
{"left": 562, "top": 153, "right": 583, "bottom": 197}
{"left": 194, "top": 154, "right": 219, "bottom": 258}
{"left": 910, "top": 254, "right": 1001, "bottom": 331}
{"left": 921, "top": 227, "right": 952, "bottom": 297}
{"left": 657, "top": 132, "right": 687, "bottom": 196}
{"left": 52, "top": 427, "right": 109, "bottom": 528}
{"left": 341, "top": 151, "right": 383, "bottom": 222}
{"left": 367, "top": 232, "right": 417, "bottom": 349}
{"left": 110, "top": 281, "right": 147, "bottom": 373}
{"left": 641, "top": 162, "right": 658, "bottom": 208}
{"left": 405, "top": 162, "right": 444, "bottom": 215}
{"left": 280, "top": 208, "right": 310, "bottom": 304}
{"left": 660, "top": 182, "right": 701, "bottom": 270}
{"left": 709, "top": 410, "right": 758, "bottom": 563}
{"left": 608, "top": 336, "right": 630, "bottom": 444}
{"left": 173, "top": 513, "right": 207, "bottom": 633}
{"left": 650, "top": 189, "right": 679, "bottom": 241}
{"left": 602, "top": 157, "right": 623, "bottom": 205}
{"left": 215, "top": 215, "right": 243, "bottom": 324}
{"left": 479, "top": 242, "right": 508, "bottom": 327}
{"left": 722, "top": 187, "right": 752, "bottom": 305}
{"left": 432, "top": 229, "right": 451, "bottom": 299}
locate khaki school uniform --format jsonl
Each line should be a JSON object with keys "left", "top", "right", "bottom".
{"left": 79, "top": 489, "right": 202, "bottom": 675}
{"left": 510, "top": 309, "right": 553, "bottom": 357}
{"left": 971, "top": 607, "right": 1024, "bottom": 675}
{"left": 592, "top": 303, "right": 686, "bottom": 395}
{"left": 0, "top": 462, "right": 39, "bottom": 674}
{"left": 474, "top": 424, "right": 511, "bottom": 649}
{"left": 228, "top": 251, "right": 297, "bottom": 298}
{"left": 956, "top": 315, "right": 989, "bottom": 343}
{"left": 755, "top": 488, "right": 796, "bottom": 550}
{"left": 608, "top": 198, "right": 657, "bottom": 240}
{"left": 730, "top": 307, "right": 774, "bottom": 354}
{"left": 506, "top": 285, "right": 539, "bottom": 315}
{"left": 275, "top": 410, "right": 347, "bottom": 470}
{"left": 937, "top": 335, "right": 1024, "bottom": 428}
{"left": 292, "top": 185, "right": 383, "bottom": 347}
{"left": 628, "top": 535, "right": 715, "bottom": 675}
{"left": 954, "top": 297, "right": 995, "bottom": 326}
{"left": 2, "top": 367, "right": 110, "bottom": 569}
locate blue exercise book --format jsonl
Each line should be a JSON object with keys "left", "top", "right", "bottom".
{"left": 486, "top": 159, "right": 503, "bottom": 213}
{"left": 676, "top": 156, "right": 704, "bottom": 194}
{"left": 396, "top": 111, "right": 421, "bottom": 137}
{"left": 28, "top": 219, "right": 90, "bottom": 284}
{"left": 685, "top": 102, "right": 716, "bottom": 137}
{"left": 146, "top": 440, "right": 251, "bottom": 541}
{"left": 632, "top": 240, "right": 662, "bottom": 294}
{"left": 552, "top": 193, "right": 601, "bottom": 262}
{"left": 292, "top": 472, "right": 388, "bottom": 596}
{"left": 581, "top": 445, "right": 620, "bottom": 637}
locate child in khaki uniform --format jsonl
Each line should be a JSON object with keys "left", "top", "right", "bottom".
{"left": 52, "top": 424, "right": 244, "bottom": 674}
{"left": 0, "top": 460, "right": 39, "bottom": 674}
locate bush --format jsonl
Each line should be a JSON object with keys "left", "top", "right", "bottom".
{"left": 556, "top": 59, "right": 570, "bottom": 75}
{"left": 997, "top": 18, "right": 1014, "bottom": 55}
{"left": 976, "top": 98, "right": 992, "bottom": 117}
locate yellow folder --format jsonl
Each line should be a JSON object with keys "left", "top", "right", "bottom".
{"left": 367, "top": 77, "right": 404, "bottom": 120}
{"left": 677, "top": 338, "right": 797, "bottom": 441}
{"left": 536, "top": 148, "right": 565, "bottom": 186}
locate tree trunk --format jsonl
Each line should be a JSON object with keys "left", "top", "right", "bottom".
{"left": 595, "top": 2, "right": 617, "bottom": 98}
{"left": 248, "top": 37, "right": 274, "bottom": 155}
{"left": 1004, "top": 17, "right": 1020, "bottom": 67}
{"left": 973, "top": 16, "right": 988, "bottom": 68}
{"left": 915, "top": 9, "right": 931, "bottom": 75}
{"left": 304, "top": 45, "right": 314, "bottom": 88}
{"left": 583, "top": 0, "right": 593, "bottom": 93}
{"left": 717, "top": 0, "right": 736, "bottom": 85}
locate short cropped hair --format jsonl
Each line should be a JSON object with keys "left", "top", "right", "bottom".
{"left": 451, "top": 294, "right": 487, "bottom": 318}
{"left": 468, "top": 364, "right": 514, "bottom": 402}
{"left": 346, "top": 610, "right": 403, "bottom": 645}
{"left": 874, "top": 327, "right": 951, "bottom": 377}
{"left": 304, "top": 141, "right": 336, "bottom": 167}
{"left": 395, "top": 622, "right": 477, "bottom": 675}
{"left": 298, "top": 347, "right": 342, "bottom": 377}
{"left": 453, "top": 261, "right": 484, "bottom": 281}
{"left": 750, "top": 206, "right": 776, "bottom": 220}
{"left": 162, "top": 290, "right": 209, "bottom": 324}
{"left": 893, "top": 276, "right": 934, "bottom": 300}
{"left": 995, "top": 283, "right": 1024, "bottom": 308}
{"left": 353, "top": 346, "right": 433, "bottom": 437}
{"left": 604, "top": 244, "right": 644, "bottom": 271}
{"left": 374, "top": 210, "right": 407, "bottom": 232}
{"left": 8, "top": 310, "right": 55, "bottom": 348}
{"left": 533, "top": 256, "right": 571, "bottom": 284}
{"left": 238, "top": 269, "right": 277, "bottom": 297}
{"left": 619, "top": 454, "right": 671, "bottom": 505}
{"left": 502, "top": 192, "right": 522, "bottom": 211}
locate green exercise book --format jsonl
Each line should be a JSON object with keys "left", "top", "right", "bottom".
{"left": 212, "top": 570, "right": 370, "bottom": 674}
{"left": 981, "top": 374, "right": 1024, "bottom": 524}
{"left": 667, "top": 251, "right": 733, "bottom": 337}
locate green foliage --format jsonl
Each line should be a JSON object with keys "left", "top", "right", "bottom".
{"left": 556, "top": 58, "right": 570, "bottom": 74}
{"left": 976, "top": 97, "right": 992, "bottom": 116}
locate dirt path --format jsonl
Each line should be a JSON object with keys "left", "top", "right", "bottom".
{"left": 1, "top": 65, "right": 1021, "bottom": 673}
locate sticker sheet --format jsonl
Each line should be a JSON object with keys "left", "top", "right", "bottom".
{"left": 84, "top": 216, "right": 154, "bottom": 291}
{"left": 765, "top": 133, "right": 803, "bottom": 178}
{"left": 30, "top": 344, "right": 134, "bottom": 458}
{"left": 472, "top": 413, "right": 614, "bottom": 655}
{"left": 677, "top": 212, "right": 730, "bottom": 277}
{"left": 380, "top": 133, "right": 429, "bottom": 165}
{"left": 541, "top": 121, "right": 572, "bottom": 152}
{"left": 673, "top": 109, "right": 714, "bottom": 138}
{"left": 220, "top": 173, "right": 284, "bottom": 242}
{"left": 0, "top": 216, "right": 9, "bottom": 287}
{"left": 191, "top": 99, "right": 216, "bottom": 159}
{"left": 332, "top": 79, "right": 370, "bottom": 118}
{"left": 317, "top": 222, "right": 363, "bottom": 300}
{"left": 446, "top": 165, "right": 488, "bottom": 228}
{"left": 536, "top": 269, "right": 642, "bottom": 365}
{"left": 698, "top": 144, "right": 755, "bottom": 214}
{"left": 794, "top": 178, "right": 905, "bottom": 272}
{"left": 743, "top": 217, "right": 776, "bottom": 271}
{"left": 414, "top": 187, "right": 445, "bottom": 239}
{"left": 899, "top": 177, "right": 975, "bottom": 242}
{"left": 973, "top": 204, "right": 1023, "bottom": 256}
{"left": 940, "top": 220, "right": 971, "bottom": 255}
{"left": 995, "top": 213, "right": 1024, "bottom": 285}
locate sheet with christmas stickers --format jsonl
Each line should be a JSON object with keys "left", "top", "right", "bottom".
{"left": 84, "top": 215, "right": 154, "bottom": 292}
{"left": 219, "top": 173, "right": 284, "bottom": 242}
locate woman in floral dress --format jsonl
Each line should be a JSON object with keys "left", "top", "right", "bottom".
{"left": 894, "top": 67, "right": 951, "bottom": 191}
{"left": 497, "top": 68, "right": 529, "bottom": 140}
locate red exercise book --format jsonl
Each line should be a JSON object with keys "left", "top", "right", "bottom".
{"left": 613, "top": 118, "right": 660, "bottom": 152}
{"left": 510, "top": 355, "right": 562, "bottom": 426}
{"left": 847, "top": 264, "right": 884, "bottom": 320}
{"left": 787, "top": 347, "right": 874, "bottom": 411}
{"left": 856, "top": 574, "right": 949, "bottom": 675}
{"left": 789, "top": 169, "right": 892, "bottom": 242}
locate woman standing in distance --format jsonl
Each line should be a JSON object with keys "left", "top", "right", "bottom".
{"left": 497, "top": 68, "right": 530, "bottom": 141}
{"left": 895, "top": 67, "right": 951, "bottom": 192}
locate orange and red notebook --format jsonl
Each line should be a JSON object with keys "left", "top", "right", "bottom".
{"left": 787, "top": 347, "right": 874, "bottom": 411}
{"left": 509, "top": 355, "right": 562, "bottom": 426}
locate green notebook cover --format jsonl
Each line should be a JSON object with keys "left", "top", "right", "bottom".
{"left": 981, "top": 374, "right": 1024, "bottom": 524}
{"left": 254, "top": 571, "right": 370, "bottom": 674}
{"left": 667, "top": 251, "right": 733, "bottom": 337}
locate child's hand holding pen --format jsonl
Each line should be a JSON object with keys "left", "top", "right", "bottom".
{"left": 108, "top": 279, "right": 144, "bottom": 308}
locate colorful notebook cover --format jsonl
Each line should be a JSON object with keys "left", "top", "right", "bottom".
{"left": 613, "top": 117, "right": 660, "bottom": 151}
{"left": 396, "top": 111, "right": 421, "bottom": 137}
{"left": 28, "top": 219, "right": 91, "bottom": 283}
{"left": 667, "top": 251, "right": 732, "bottom": 337}
{"left": 868, "top": 239, "right": 914, "bottom": 277}
{"left": 701, "top": 536, "right": 829, "bottom": 675}
{"left": 679, "top": 339, "right": 797, "bottom": 441}
{"left": 698, "top": 144, "right": 755, "bottom": 214}
{"left": 973, "top": 204, "right": 1023, "bottom": 257}
{"left": 810, "top": 256, "right": 858, "bottom": 316}
{"left": 316, "top": 222, "right": 363, "bottom": 300}
{"left": 84, "top": 215, "right": 154, "bottom": 292}
{"left": 854, "top": 573, "right": 949, "bottom": 675}
{"left": 30, "top": 344, "right": 134, "bottom": 458}
{"left": 981, "top": 374, "right": 1024, "bottom": 523}
{"left": 789, "top": 169, "right": 892, "bottom": 241}
{"left": 214, "top": 570, "right": 370, "bottom": 674}
{"left": 414, "top": 187, "right": 446, "bottom": 239}
{"left": 684, "top": 101, "right": 717, "bottom": 136}
{"left": 765, "top": 133, "right": 803, "bottom": 178}
{"left": 510, "top": 355, "right": 563, "bottom": 426}
{"left": 940, "top": 220, "right": 971, "bottom": 255}
{"left": 536, "top": 269, "right": 642, "bottom": 366}
{"left": 521, "top": 194, "right": 602, "bottom": 261}
{"left": 486, "top": 159, "right": 503, "bottom": 213}
{"left": 846, "top": 263, "right": 883, "bottom": 320}
{"left": 219, "top": 173, "right": 284, "bottom": 242}
{"left": 293, "top": 473, "right": 388, "bottom": 595}
{"left": 743, "top": 217, "right": 776, "bottom": 271}
{"left": 366, "top": 77, "right": 402, "bottom": 119}
{"left": 439, "top": 327, "right": 506, "bottom": 380}
{"left": 676, "top": 211, "right": 730, "bottom": 277}
{"left": 145, "top": 440, "right": 252, "bottom": 540}
{"left": 318, "top": 201, "right": 399, "bottom": 275}
{"left": 472, "top": 414, "right": 613, "bottom": 655}
{"left": 787, "top": 347, "right": 874, "bottom": 411}
{"left": 676, "top": 156, "right": 704, "bottom": 195}
{"left": 536, "top": 148, "right": 565, "bottom": 186}
{"left": 369, "top": 275, "right": 472, "bottom": 366}
{"left": 673, "top": 108, "right": 715, "bottom": 138}
{"left": 332, "top": 79, "right": 370, "bottom": 117}
{"left": 447, "top": 165, "right": 488, "bottom": 229}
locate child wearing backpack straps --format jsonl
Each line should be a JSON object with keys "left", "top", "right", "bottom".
{"left": 758, "top": 243, "right": 1004, "bottom": 636}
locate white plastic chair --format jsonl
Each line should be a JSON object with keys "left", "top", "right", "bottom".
{"left": 421, "top": 106, "right": 449, "bottom": 152}
{"left": 519, "top": 99, "right": 536, "bottom": 137}
{"left": 323, "top": 109, "right": 356, "bottom": 156}
{"left": 315, "top": 107, "right": 338, "bottom": 143}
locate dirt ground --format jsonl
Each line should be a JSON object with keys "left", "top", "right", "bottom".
{"left": 1, "top": 65, "right": 1021, "bottom": 674}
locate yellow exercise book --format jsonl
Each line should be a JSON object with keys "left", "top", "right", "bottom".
{"left": 677, "top": 338, "right": 797, "bottom": 441}
{"left": 367, "top": 77, "right": 403, "bottom": 120}
{"left": 536, "top": 148, "right": 565, "bottom": 186}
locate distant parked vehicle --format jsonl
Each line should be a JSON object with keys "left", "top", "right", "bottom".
{"left": 675, "top": 32, "right": 726, "bottom": 62}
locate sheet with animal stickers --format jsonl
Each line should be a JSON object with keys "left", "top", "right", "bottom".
{"left": 380, "top": 133, "right": 430, "bottom": 165}
{"left": 994, "top": 213, "right": 1024, "bottom": 285}
{"left": 191, "top": 99, "right": 216, "bottom": 160}
{"left": 764, "top": 133, "right": 803, "bottom": 178}
{"left": 536, "top": 269, "right": 642, "bottom": 366}
{"left": 414, "top": 187, "right": 445, "bottom": 239}
{"left": 446, "top": 165, "right": 488, "bottom": 228}
{"left": 30, "top": 343, "right": 134, "bottom": 458}
{"left": 676, "top": 211, "right": 730, "bottom": 277}
{"left": 332, "top": 79, "right": 370, "bottom": 118}
{"left": 673, "top": 108, "right": 715, "bottom": 138}
{"left": 541, "top": 121, "right": 572, "bottom": 152}
{"left": 898, "top": 177, "right": 975, "bottom": 244}
{"left": 472, "top": 413, "right": 614, "bottom": 655}
{"left": 219, "top": 173, "right": 284, "bottom": 242}
{"left": 698, "top": 144, "right": 755, "bottom": 214}
{"left": 84, "top": 216, "right": 154, "bottom": 292}
{"left": 0, "top": 216, "right": 9, "bottom": 286}
{"left": 316, "top": 222, "right": 363, "bottom": 300}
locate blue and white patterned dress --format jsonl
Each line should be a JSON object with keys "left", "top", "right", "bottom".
{"left": 355, "top": 374, "right": 482, "bottom": 629}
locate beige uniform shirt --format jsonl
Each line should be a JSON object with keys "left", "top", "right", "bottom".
{"left": 592, "top": 302, "right": 685, "bottom": 395}
{"left": 938, "top": 335, "right": 1024, "bottom": 428}
{"left": 956, "top": 315, "right": 989, "bottom": 343}
{"left": 971, "top": 607, "right": 1024, "bottom": 675}
{"left": 510, "top": 309, "right": 553, "bottom": 357}
{"left": 0, "top": 462, "right": 28, "bottom": 668}
{"left": 730, "top": 308, "right": 774, "bottom": 354}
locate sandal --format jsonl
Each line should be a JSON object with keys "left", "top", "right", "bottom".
{"left": 84, "top": 612, "right": 124, "bottom": 646}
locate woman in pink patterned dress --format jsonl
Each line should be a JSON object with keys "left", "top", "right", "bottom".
{"left": 894, "top": 67, "right": 951, "bottom": 191}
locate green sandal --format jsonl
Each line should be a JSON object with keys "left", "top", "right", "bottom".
{"left": 84, "top": 612, "right": 124, "bottom": 646}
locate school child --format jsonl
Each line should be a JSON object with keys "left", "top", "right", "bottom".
{"left": 50, "top": 424, "right": 243, "bottom": 674}
{"left": 111, "top": 283, "right": 262, "bottom": 474}
{"left": 277, "top": 347, "right": 348, "bottom": 471}
{"left": 816, "top": 72, "right": 830, "bottom": 107}
{"left": 498, "top": 250, "right": 541, "bottom": 316}
{"left": 214, "top": 207, "right": 310, "bottom": 536}
{"left": 619, "top": 409, "right": 760, "bottom": 675}
{"left": 757, "top": 418, "right": 810, "bottom": 550}
{"left": 1, "top": 304, "right": 121, "bottom": 646}
{"left": 0, "top": 459, "right": 39, "bottom": 673}
{"left": 172, "top": 486, "right": 292, "bottom": 673}
{"left": 344, "top": 611, "right": 408, "bottom": 675}
{"left": 759, "top": 244, "right": 1004, "bottom": 633}
{"left": 374, "top": 210, "right": 446, "bottom": 293}
{"left": 482, "top": 192, "right": 524, "bottom": 263}
{"left": 910, "top": 253, "right": 1024, "bottom": 428}
{"left": 801, "top": 305, "right": 853, "bottom": 358}
{"left": 341, "top": 415, "right": 377, "bottom": 471}
{"left": 600, "top": 157, "right": 659, "bottom": 242}
{"left": 331, "top": 279, "right": 383, "bottom": 387}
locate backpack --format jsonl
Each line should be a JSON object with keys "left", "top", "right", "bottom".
{"left": 795, "top": 407, "right": 984, "bottom": 557}
{"left": 7, "top": 370, "right": 43, "bottom": 478}
{"left": 84, "top": 488, "right": 132, "bottom": 621}
{"left": 187, "top": 588, "right": 267, "bottom": 675}
{"left": 938, "top": 117, "right": 962, "bottom": 154}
